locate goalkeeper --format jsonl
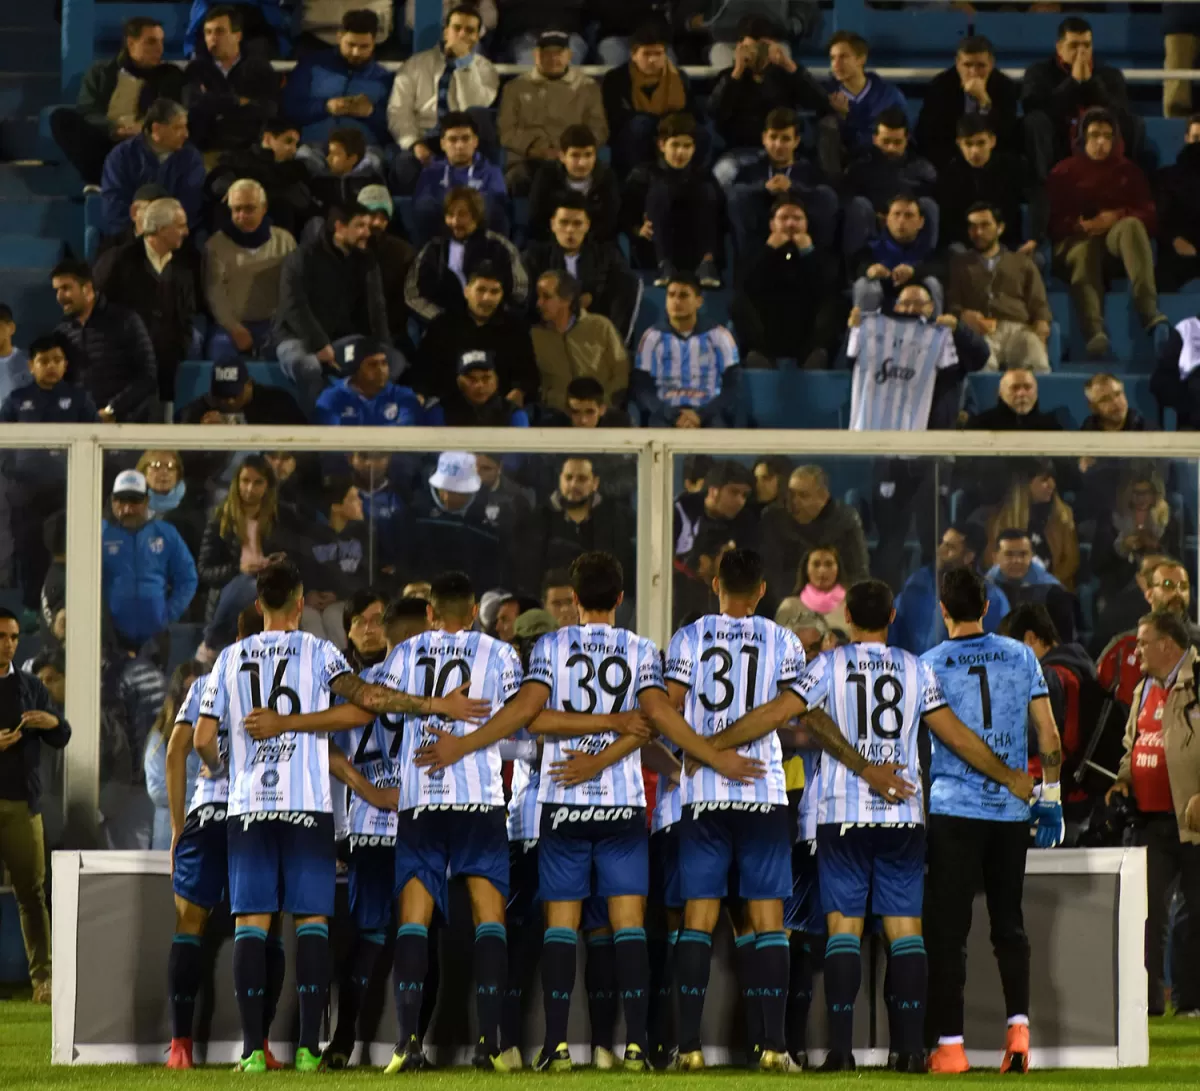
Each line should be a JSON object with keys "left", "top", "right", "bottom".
{"left": 920, "top": 568, "right": 1065, "bottom": 1075}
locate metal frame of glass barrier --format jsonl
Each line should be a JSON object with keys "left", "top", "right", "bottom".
{"left": 0, "top": 424, "right": 1194, "bottom": 846}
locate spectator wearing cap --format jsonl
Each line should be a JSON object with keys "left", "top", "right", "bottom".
{"left": 406, "top": 187, "right": 529, "bottom": 325}
{"left": 99, "top": 99, "right": 205, "bottom": 238}
{"left": 102, "top": 471, "right": 199, "bottom": 652}
{"left": 183, "top": 5, "right": 281, "bottom": 154}
{"left": 94, "top": 197, "right": 200, "bottom": 403}
{"left": 177, "top": 357, "right": 307, "bottom": 424}
{"left": 357, "top": 185, "right": 417, "bottom": 357}
{"left": 522, "top": 193, "right": 640, "bottom": 344}
{"left": 513, "top": 608, "right": 557, "bottom": 658}
{"left": 204, "top": 178, "right": 297, "bottom": 361}
{"left": 424, "top": 351, "right": 530, "bottom": 426}
{"left": 314, "top": 338, "right": 428, "bottom": 426}
{"left": 498, "top": 9, "right": 587, "bottom": 67}
{"left": 48, "top": 16, "right": 184, "bottom": 187}
{"left": 51, "top": 260, "right": 159, "bottom": 423}
{"left": 295, "top": 476, "right": 369, "bottom": 648}
{"left": 516, "top": 455, "right": 635, "bottom": 600}
{"left": 409, "top": 452, "right": 515, "bottom": 593}
{"left": 673, "top": 458, "right": 758, "bottom": 559}
{"left": 283, "top": 10, "right": 395, "bottom": 164}
{"left": 0, "top": 606, "right": 72, "bottom": 1005}
{"left": 95, "top": 182, "right": 170, "bottom": 260}
{"left": 498, "top": 30, "right": 609, "bottom": 195}
{"left": 414, "top": 261, "right": 540, "bottom": 407}
{"left": 632, "top": 271, "right": 741, "bottom": 428}
{"left": 412, "top": 111, "right": 509, "bottom": 244}
{"left": 527, "top": 124, "right": 620, "bottom": 244}
{"left": 0, "top": 304, "right": 30, "bottom": 407}
{"left": 386, "top": 5, "right": 500, "bottom": 192}
{"left": 275, "top": 202, "right": 393, "bottom": 416}
{"left": 530, "top": 270, "right": 629, "bottom": 413}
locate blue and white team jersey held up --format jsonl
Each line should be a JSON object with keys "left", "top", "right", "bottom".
{"left": 201, "top": 630, "right": 353, "bottom": 817}
{"left": 923, "top": 633, "right": 1049, "bottom": 823}
{"left": 666, "top": 615, "right": 804, "bottom": 806}
{"left": 179, "top": 676, "right": 228, "bottom": 813}
{"left": 848, "top": 315, "right": 956, "bottom": 432}
{"left": 528, "top": 624, "right": 664, "bottom": 808}
{"left": 792, "top": 642, "right": 947, "bottom": 826}
{"left": 384, "top": 629, "right": 522, "bottom": 809}
{"left": 334, "top": 664, "right": 401, "bottom": 840}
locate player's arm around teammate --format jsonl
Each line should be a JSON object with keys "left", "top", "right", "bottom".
{"left": 329, "top": 742, "right": 398, "bottom": 812}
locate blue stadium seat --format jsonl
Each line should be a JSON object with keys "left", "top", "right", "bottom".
{"left": 740, "top": 370, "right": 851, "bottom": 429}
{"left": 173, "top": 360, "right": 298, "bottom": 412}
{"left": 1051, "top": 291, "right": 1200, "bottom": 370}
{"left": 1143, "top": 118, "right": 1187, "bottom": 171}
{"left": 92, "top": 3, "right": 190, "bottom": 58}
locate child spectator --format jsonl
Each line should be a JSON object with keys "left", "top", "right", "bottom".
{"left": 426, "top": 350, "right": 532, "bottom": 426}
{"left": 412, "top": 111, "right": 508, "bottom": 244}
{"left": 527, "top": 125, "right": 620, "bottom": 243}
{"left": 0, "top": 303, "right": 30, "bottom": 405}
{"left": 641, "top": 113, "right": 722, "bottom": 287}
{"left": 308, "top": 127, "right": 386, "bottom": 222}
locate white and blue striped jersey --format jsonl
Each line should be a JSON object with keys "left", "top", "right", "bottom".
{"left": 635, "top": 324, "right": 739, "bottom": 410}
{"left": 848, "top": 314, "right": 956, "bottom": 432}
{"left": 796, "top": 748, "right": 821, "bottom": 842}
{"left": 333, "top": 664, "right": 401, "bottom": 838}
{"left": 651, "top": 742, "right": 683, "bottom": 833}
{"left": 791, "top": 642, "right": 947, "bottom": 826}
{"left": 178, "top": 676, "right": 226, "bottom": 813}
{"left": 528, "top": 624, "right": 664, "bottom": 807}
{"left": 382, "top": 629, "right": 522, "bottom": 809}
{"left": 507, "top": 749, "right": 542, "bottom": 841}
{"left": 666, "top": 615, "right": 804, "bottom": 806}
{"left": 201, "top": 630, "right": 352, "bottom": 817}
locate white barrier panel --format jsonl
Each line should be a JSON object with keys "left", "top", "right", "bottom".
{"left": 51, "top": 846, "right": 1148, "bottom": 1067}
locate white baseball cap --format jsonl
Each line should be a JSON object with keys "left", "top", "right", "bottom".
{"left": 112, "top": 469, "right": 148, "bottom": 500}
{"left": 429, "top": 451, "right": 481, "bottom": 494}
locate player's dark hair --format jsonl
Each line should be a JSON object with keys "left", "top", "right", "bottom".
{"left": 559, "top": 123, "right": 596, "bottom": 151}
{"left": 343, "top": 588, "right": 384, "bottom": 634}
{"left": 996, "top": 526, "right": 1032, "bottom": 547}
{"left": 429, "top": 570, "right": 476, "bottom": 619}
{"left": 956, "top": 114, "right": 996, "bottom": 140}
{"left": 29, "top": 334, "right": 66, "bottom": 361}
{"left": 341, "top": 9, "right": 380, "bottom": 35}
{"left": 542, "top": 568, "right": 573, "bottom": 598}
{"left": 566, "top": 376, "right": 605, "bottom": 404}
{"left": 384, "top": 595, "right": 429, "bottom": 636}
{"left": 257, "top": 559, "right": 303, "bottom": 611}
{"left": 0, "top": 606, "right": 18, "bottom": 626}
{"left": 875, "top": 106, "right": 909, "bottom": 134}
{"left": 999, "top": 603, "right": 1059, "bottom": 647}
{"left": 237, "top": 604, "right": 264, "bottom": 640}
{"left": 939, "top": 566, "right": 987, "bottom": 623}
{"left": 570, "top": 551, "right": 623, "bottom": 612}
{"left": 1057, "top": 15, "right": 1091, "bottom": 40}
{"left": 844, "top": 579, "right": 894, "bottom": 631}
{"left": 717, "top": 548, "right": 765, "bottom": 596}
{"left": 1141, "top": 610, "right": 1192, "bottom": 651}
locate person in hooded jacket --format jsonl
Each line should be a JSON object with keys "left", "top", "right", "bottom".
{"left": 1048, "top": 107, "right": 1166, "bottom": 359}
{"left": 1154, "top": 116, "right": 1200, "bottom": 292}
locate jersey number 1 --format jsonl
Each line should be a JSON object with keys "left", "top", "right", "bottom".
{"left": 240, "top": 658, "right": 300, "bottom": 714}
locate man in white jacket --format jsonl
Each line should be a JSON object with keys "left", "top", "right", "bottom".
{"left": 387, "top": 5, "right": 499, "bottom": 192}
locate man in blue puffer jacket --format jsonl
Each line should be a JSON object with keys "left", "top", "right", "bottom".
{"left": 102, "top": 470, "right": 199, "bottom": 650}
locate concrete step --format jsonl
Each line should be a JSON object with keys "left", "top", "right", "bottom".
{"left": 0, "top": 196, "right": 81, "bottom": 240}
{"left": 0, "top": 163, "right": 80, "bottom": 199}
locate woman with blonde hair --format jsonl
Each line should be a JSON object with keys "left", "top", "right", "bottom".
{"left": 984, "top": 459, "right": 1079, "bottom": 591}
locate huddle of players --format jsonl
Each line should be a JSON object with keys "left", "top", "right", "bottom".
{"left": 163, "top": 545, "right": 1065, "bottom": 1074}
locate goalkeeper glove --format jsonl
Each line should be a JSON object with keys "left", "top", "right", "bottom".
{"left": 1030, "top": 782, "right": 1064, "bottom": 849}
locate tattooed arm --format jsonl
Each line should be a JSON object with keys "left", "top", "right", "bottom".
{"left": 1029, "top": 695, "right": 1063, "bottom": 785}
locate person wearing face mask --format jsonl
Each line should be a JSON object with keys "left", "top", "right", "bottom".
{"left": 204, "top": 178, "right": 297, "bottom": 361}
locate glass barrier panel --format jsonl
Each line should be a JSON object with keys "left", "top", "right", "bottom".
{"left": 98, "top": 443, "right": 639, "bottom": 850}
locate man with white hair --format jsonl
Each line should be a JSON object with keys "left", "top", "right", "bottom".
{"left": 204, "top": 178, "right": 297, "bottom": 360}
{"left": 93, "top": 196, "right": 200, "bottom": 400}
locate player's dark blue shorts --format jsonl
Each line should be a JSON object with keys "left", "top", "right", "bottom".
{"left": 783, "top": 839, "right": 824, "bottom": 934}
{"left": 538, "top": 805, "right": 648, "bottom": 903}
{"left": 678, "top": 802, "right": 792, "bottom": 902}
{"left": 172, "top": 803, "right": 228, "bottom": 909}
{"left": 650, "top": 825, "right": 683, "bottom": 910}
{"left": 227, "top": 810, "right": 336, "bottom": 917}
{"left": 395, "top": 805, "right": 509, "bottom": 917}
{"left": 817, "top": 822, "right": 926, "bottom": 919}
{"left": 347, "top": 835, "right": 396, "bottom": 932}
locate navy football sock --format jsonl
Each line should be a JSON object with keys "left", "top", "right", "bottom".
{"left": 613, "top": 927, "right": 650, "bottom": 1052}
{"left": 393, "top": 923, "right": 429, "bottom": 1046}
{"left": 418, "top": 922, "right": 440, "bottom": 1039}
{"left": 295, "top": 922, "right": 330, "bottom": 1055}
{"left": 167, "top": 933, "right": 203, "bottom": 1040}
{"left": 755, "top": 930, "right": 790, "bottom": 1053}
{"left": 233, "top": 925, "right": 268, "bottom": 1059}
{"left": 733, "top": 932, "right": 761, "bottom": 1054}
{"left": 888, "top": 935, "right": 928, "bottom": 1056}
{"left": 474, "top": 923, "right": 508, "bottom": 1051}
{"left": 647, "top": 929, "right": 678, "bottom": 1053}
{"left": 264, "top": 933, "right": 286, "bottom": 1040}
{"left": 542, "top": 927, "right": 578, "bottom": 1050}
{"left": 501, "top": 923, "right": 542, "bottom": 1051}
{"left": 335, "top": 931, "right": 386, "bottom": 1049}
{"left": 824, "top": 934, "right": 862, "bottom": 1058}
{"left": 585, "top": 932, "right": 617, "bottom": 1051}
{"left": 786, "top": 933, "right": 814, "bottom": 1056}
{"left": 674, "top": 929, "right": 714, "bottom": 1054}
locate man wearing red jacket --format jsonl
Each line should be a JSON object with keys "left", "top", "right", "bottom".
{"left": 1048, "top": 107, "right": 1166, "bottom": 359}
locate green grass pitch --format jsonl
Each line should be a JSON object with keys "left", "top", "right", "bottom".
{"left": 5, "top": 995, "right": 1200, "bottom": 1090}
